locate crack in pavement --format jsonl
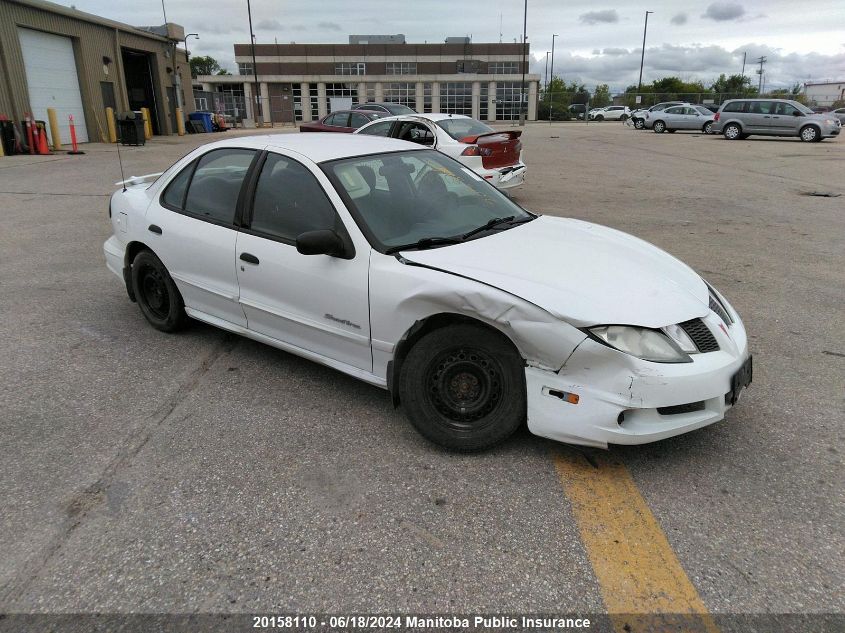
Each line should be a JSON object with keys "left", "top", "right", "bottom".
{"left": 0, "top": 333, "right": 237, "bottom": 607}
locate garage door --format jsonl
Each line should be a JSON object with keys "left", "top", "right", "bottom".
{"left": 18, "top": 28, "right": 89, "bottom": 143}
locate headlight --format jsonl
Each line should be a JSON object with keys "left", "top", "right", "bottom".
{"left": 588, "top": 325, "right": 692, "bottom": 363}
{"left": 825, "top": 119, "right": 836, "bottom": 125}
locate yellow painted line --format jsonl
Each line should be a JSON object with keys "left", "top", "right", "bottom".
{"left": 554, "top": 450, "right": 719, "bottom": 633}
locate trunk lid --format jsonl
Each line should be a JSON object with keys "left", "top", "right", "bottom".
{"left": 461, "top": 131, "right": 522, "bottom": 169}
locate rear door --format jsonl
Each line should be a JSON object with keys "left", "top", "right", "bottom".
{"left": 771, "top": 102, "right": 802, "bottom": 135}
{"left": 745, "top": 101, "right": 775, "bottom": 133}
{"left": 323, "top": 112, "right": 353, "bottom": 132}
{"left": 147, "top": 147, "right": 257, "bottom": 326}
{"left": 235, "top": 150, "right": 372, "bottom": 370}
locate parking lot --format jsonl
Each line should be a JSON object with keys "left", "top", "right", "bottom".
{"left": 0, "top": 123, "right": 842, "bottom": 628}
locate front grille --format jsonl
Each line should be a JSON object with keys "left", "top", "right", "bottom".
{"left": 709, "top": 295, "right": 732, "bottom": 325}
{"left": 657, "top": 401, "right": 705, "bottom": 415}
{"left": 679, "top": 318, "right": 720, "bottom": 353}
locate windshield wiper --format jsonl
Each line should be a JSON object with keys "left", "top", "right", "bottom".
{"left": 461, "top": 215, "right": 534, "bottom": 240}
{"left": 384, "top": 236, "right": 463, "bottom": 255}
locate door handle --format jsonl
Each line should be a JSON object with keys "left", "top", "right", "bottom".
{"left": 148, "top": 224, "right": 162, "bottom": 235}
{"left": 240, "top": 252, "right": 259, "bottom": 265}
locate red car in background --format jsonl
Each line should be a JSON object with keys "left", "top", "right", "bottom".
{"left": 299, "top": 110, "right": 384, "bottom": 133}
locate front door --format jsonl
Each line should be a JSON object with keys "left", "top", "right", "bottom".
{"left": 235, "top": 151, "right": 372, "bottom": 371}
{"left": 147, "top": 147, "right": 257, "bottom": 327}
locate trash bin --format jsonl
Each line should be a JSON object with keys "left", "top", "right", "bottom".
{"left": 189, "top": 111, "right": 213, "bottom": 133}
{"left": 117, "top": 112, "right": 145, "bottom": 146}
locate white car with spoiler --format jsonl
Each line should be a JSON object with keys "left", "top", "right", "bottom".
{"left": 355, "top": 112, "right": 526, "bottom": 190}
{"left": 104, "top": 134, "right": 751, "bottom": 451}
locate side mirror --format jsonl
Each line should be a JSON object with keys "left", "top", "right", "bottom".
{"left": 296, "top": 230, "right": 347, "bottom": 258}
{"left": 793, "top": 111, "right": 802, "bottom": 117}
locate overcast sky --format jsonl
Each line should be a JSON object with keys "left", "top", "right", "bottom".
{"left": 65, "top": 0, "right": 845, "bottom": 91}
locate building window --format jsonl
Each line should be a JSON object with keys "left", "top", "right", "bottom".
{"left": 496, "top": 81, "right": 523, "bottom": 120}
{"left": 325, "top": 83, "right": 359, "bottom": 110}
{"left": 479, "top": 82, "right": 488, "bottom": 120}
{"left": 456, "top": 60, "right": 481, "bottom": 74}
{"left": 383, "top": 82, "right": 416, "bottom": 109}
{"left": 386, "top": 62, "right": 417, "bottom": 75}
{"left": 423, "top": 82, "right": 433, "bottom": 113}
{"left": 489, "top": 61, "right": 519, "bottom": 74}
{"left": 335, "top": 62, "right": 366, "bottom": 75}
{"left": 237, "top": 62, "right": 253, "bottom": 76}
{"left": 292, "top": 83, "right": 314, "bottom": 122}
{"left": 441, "top": 82, "right": 473, "bottom": 116}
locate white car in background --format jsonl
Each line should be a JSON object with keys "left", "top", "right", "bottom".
{"left": 104, "top": 134, "right": 751, "bottom": 451}
{"left": 355, "top": 113, "right": 526, "bottom": 190}
{"left": 589, "top": 106, "right": 631, "bottom": 121}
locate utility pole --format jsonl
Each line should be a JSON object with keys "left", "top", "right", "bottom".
{"left": 544, "top": 51, "right": 550, "bottom": 95}
{"left": 755, "top": 56, "right": 767, "bottom": 95}
{"left": 518, "top": 0, "right": 528, "bottom": 125}
{"left": 247, "top": 0, "right": 261, "bottom": 125}
{"left": 740, "top": 51, "right": 746, "bottom": 78}
{"left": 548, "top": 34, "right": 557, "bottom": 123}
{"left": 637, "top": 11, "right": 653, "bottom": 92}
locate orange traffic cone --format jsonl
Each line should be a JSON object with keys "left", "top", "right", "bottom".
{"left": 37, "top": 123, "right": 50, "bottom": 154}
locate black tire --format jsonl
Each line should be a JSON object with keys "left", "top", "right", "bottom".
{"left": 595, "top": 114, "right": 604, "bottom": 122}
{"left": 620, "top": 114, "right": 629, "bottom": 121}
{"left": 799, "top": 125, "right": 820, "bottom": 142}
{"left": 653, "top": 120, "right": 666, "bottom": 133}
{"left": 667, "top": 129, "right": 677, "bottom": 133}
{"left": 131, "top": 250, "right": 186, "bottom": 332}
{"left": 398, "top": 324, "right": 525, "bottom": 451}
{"left": 723, "top": 123, "right": 742, "bottom": 140}
{"left": 703, "top": 121, "right": 713, "bottom": 134}
{"left": 634, "top": 118, "right": 645, "bottom": 129}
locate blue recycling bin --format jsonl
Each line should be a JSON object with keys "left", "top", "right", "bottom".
{"left": 189, "top": 111, "right": 213, "bottom": 133}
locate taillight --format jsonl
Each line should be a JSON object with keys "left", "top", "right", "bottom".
{"left": 461, "top": 145, "right": 492, "bottom": 157}
{"left": 714, "top": 112, "right": 720, "bottom": 121}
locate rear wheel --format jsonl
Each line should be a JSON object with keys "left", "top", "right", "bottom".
{"left": 653, "top": 120, "right": 666, "bottom": 133}
{"left": 620, "top": 114, "right": 629, "bottom": 121}
{"left": 595, "top": 114, "right": 604, "bottom": 122}
{"left": 703, "top": 121, "right": 713, "bottom": 134}
{"left": 398, "top": 324, "right": 525, "bottom": 451}
{"left": 723, "top": 123, "right": 742, "bottom": 140}
{"left": 799, "top": 125, "right": 820, "bottom": 142}
{"left": 131, "top": 250, "right": 186, "bottom": 332}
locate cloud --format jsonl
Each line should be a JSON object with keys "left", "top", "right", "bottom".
{"left": 317, "top": 21, "right": 342, "bottom": 31}
{"left": 255, "top": 19, "right": 283, "bottom": 30}
{"left": 670, "top": 13, "right": 688, "bottom": 26}
{"left": 602, "top": 47, "right": 629, "bottom": 56}
{"left": 702, "top": 2, "right": 745, "bottom": 21}
{"left": 579, "top": 10, "right": 619, "bottom": 25}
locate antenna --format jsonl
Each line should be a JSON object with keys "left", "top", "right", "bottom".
{"left": 116, "top": 125, "right": 127, "bottom": 192}
{"left": 499, "top": 13, "right": 503, "bottom": 43}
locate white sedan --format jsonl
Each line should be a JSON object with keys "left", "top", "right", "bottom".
{"left": 588, "top": 106, "right": 631, "bottom": 121}
{"left": 104, "top": 134, "right": 751, "bottom": 451}
{"left": 355, "top": 112, "right": 526, "bottom": 190}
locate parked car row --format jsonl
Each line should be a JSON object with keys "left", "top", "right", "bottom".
{"left": 630, "top": 99, "right": 841, "bottom": 142}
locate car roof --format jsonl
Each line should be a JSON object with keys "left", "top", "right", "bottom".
{"left": 362, "top": 112, "right": 472, "bottom": 123}
{"left": 192, "top": 133, "right": 424, "bottom": 163}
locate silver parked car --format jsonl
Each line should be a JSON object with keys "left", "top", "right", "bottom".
{"left": 630, "top": 101, "right": 688, "bottom": 129}
{"left": 832, "top": 108, "right": 845, "bottom": 125}
{"left": 644, "top": 105, "right": 716, "bottom": 134}
{"left": 711, "top": 99, "right": 841, "bottom": 142}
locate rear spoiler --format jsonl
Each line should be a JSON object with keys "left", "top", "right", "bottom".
{"left": 115, "top": 172, "right": 163, "bottom": 187}
{"left": 459, "top": 130, "right": 522, "bottom": 144}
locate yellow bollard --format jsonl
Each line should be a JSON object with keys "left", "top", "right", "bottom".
{"left": 141, "top": 107, "right": 152, "bottom": 139}
{"left": 175, "top": 107, "right": 185, "bottom": 136}
{"left": 47, "top": 107, "right": 62, "bottom": 150}
{"left": 0, "top": 135, "right": 4, "bottom": 157}
{"left": 105, "top": 107, "right": 117, "bottom": 143}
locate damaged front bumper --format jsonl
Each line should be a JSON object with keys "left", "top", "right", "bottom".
{"left": 526, "top": 312, "right": 750, "bottom": 448}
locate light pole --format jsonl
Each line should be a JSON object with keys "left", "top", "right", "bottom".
{"left": 548, "top": 34, "right": 558, "bottom": 123}
{"left": 637, "top": 11, "right": 653, "bottom": 93}
{"left": 544, "top": 51, "right": 550, "bottom": 95}
{"left": 246, "top": 0, "right": 262, "bottom": 125}
{"left": 184, "top": 33, "right": 198, "bottom": 74}
{"left": 518, "top": 0, "right": 528, "bottom": 125}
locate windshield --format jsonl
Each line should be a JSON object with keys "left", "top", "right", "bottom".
{"left": 323, "top": 150, "right": 532, "bottom": 252}
{"left": 385, "top": 104, "right": 416, "bottom": 115}
{"left": 695, "top": 106, "right": 713, "bottom": 115}
{"left": 436, "top": 118, "right": 494, "bottom": 141}
{"left": 793, "top": 101, "right": 814, "bottom": 115}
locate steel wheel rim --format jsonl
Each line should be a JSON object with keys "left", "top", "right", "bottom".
{"left": 726, "top": 126, "right": 739, "bottom": 139}
{"left": 802, "top": 127, "right": 816, "bottom": 141}
{"left": 139, "top": 265, "right": 170, "bottom": 319}
{"left": 425, "top": 346, "right": 504, "bottom": 431}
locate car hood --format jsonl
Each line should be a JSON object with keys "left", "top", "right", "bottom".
{"left": 399, "top": 216, "right": 709, "bottom": 328}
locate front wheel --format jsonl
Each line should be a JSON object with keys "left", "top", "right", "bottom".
{"left": 723, "top": 123, "right": 742, "bottom": 140}
{"left": 800, "top": 125, "right": 820, "bottom": 142}
{"left": 398, "top": 324, "right": 525, "bottom": 451}
{"left": 595, "top": 115, "right": 604, "bottom": 122}
{"left": 653, "top": 120, "right": 666, "bottom": 133}
{"left": 634, "top": 118, "right": 645, "bottom": 129}
{"left": 131, "top": 250, "right": 187, "bottom": 332}
{"left": 620, "top": 114, "right": 629, "bottom": 121}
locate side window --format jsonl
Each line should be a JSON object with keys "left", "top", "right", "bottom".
{"left": 357, "top": 120, "right": 393, "bottom": 136}
{"left": 326, "top": 113, "right": 349, "bottom": 127}
{"left": 250, "top": 153, "right": 339, "bottom": 242}
{"left": 161, "top": 160, "right": 194, "bottom": 209}
{"left": 748, "top": 101, "right": 773, "bottom": 114}
{"left": 775, "top": 102, "right": 798, "bottom": 116}
{"left": 665, "top": 107, "right": 683, "bottom": 114}
{"left": 398, "top": 122, "right": 434, "bottom": 146}
{"left": 183, "top": 149, "right": 256, "bottom": 224}
{"left": 350, "top": 113, "right": 371, "bottom": 128}
{"left": 723, "top": 101, "right": 745, "bottom": 113}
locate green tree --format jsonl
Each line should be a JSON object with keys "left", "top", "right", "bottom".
{"left": 710, "top": 73, "right": 757, "bottom": 97}
{"left": 592, "top": 84, "right": 611, "bottom": 108}
{"left": 190, "top": 55, "right": 223, "bottom": 78}
{"left": 539, "top": 77, "right": 587, "bottom": 120}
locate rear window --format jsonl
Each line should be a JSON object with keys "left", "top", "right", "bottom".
{"left": 385, "top": 104, "right": 416, "bottom": 115}
{"left": 722, "top": 101, "right": 746, "bottom": 113}
{"left": 436, "top": 118, "right": 494, "bottom": 141}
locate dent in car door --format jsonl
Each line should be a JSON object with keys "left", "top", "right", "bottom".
{"left": 147, "top": 148, "right": 256, "bottom": 327}
{"left": 235, "top": 151, "right": 372, "bottom": 370}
